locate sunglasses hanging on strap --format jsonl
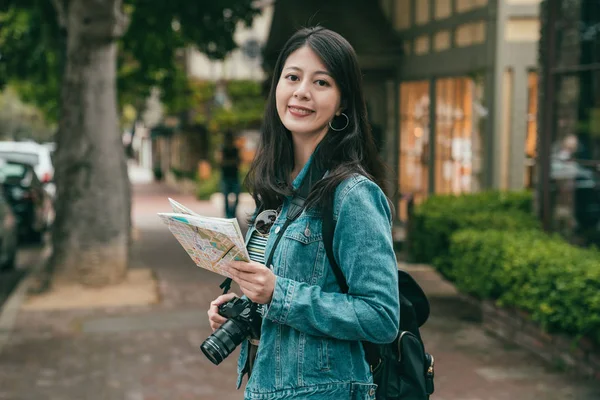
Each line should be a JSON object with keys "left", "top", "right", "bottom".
{"left": 220, "top": 159, "right": 328, "bottom": 295}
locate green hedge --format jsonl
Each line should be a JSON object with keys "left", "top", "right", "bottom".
{"left": 409, "top": 190, "right": 536, "bottom": 265}
{"left": 448, "top": 229, "right": 600, "bottom": 343}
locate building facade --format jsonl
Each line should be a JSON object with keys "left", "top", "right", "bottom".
{"left": 382, "top": 0, "right": 541, "bottom": 220}
{"left": 538, "top": 0, "right": 600, "bottom": 246}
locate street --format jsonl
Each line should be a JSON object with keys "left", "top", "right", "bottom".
{"left": 0, "top": 175, "right": 598, "bottom": 399}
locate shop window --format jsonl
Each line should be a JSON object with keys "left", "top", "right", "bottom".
{"left": 399, "top": 81, "right": 431, "bottom": 221}
{"left": 435, "top": 0, "right": 452, "bottom": 20}
{"left": 394, "top": 0, "right": 412, "bottom": 30}
{"left": 416, "top": 0, "right": 431, "bottom": 25}
{"left": 524, "top": 71, "right": 538, "bottom": 188}
{"left": 435, "top": 77, "right": 485, "bottom": 194}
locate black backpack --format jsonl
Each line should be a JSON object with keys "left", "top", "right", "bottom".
{"left": 322, "top": 194, "right": 435, "bottom": 400}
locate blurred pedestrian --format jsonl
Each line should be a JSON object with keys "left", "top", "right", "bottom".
{"left": 208, "top": 27, "right": 399, "bottom": 400}
{"left": 220, "top": 130, "right": 241, "bottom": 219}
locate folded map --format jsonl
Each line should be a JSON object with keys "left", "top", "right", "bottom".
{"left": 158, "top": 198, "right": 249, "bottom": 277}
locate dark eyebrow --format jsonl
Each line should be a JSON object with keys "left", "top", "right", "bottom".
{"left": 284, "top": 66, "right": 332, "bottom": 77}
{"left": 314, "top": 70, "right": 333, "bottom": 78}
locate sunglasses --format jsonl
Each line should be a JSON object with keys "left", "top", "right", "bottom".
{"left": 255, "top": 208, "right": 280, "bottom": 236}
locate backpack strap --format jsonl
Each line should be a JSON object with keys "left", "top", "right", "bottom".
{"left": 322, "top": 192, "right": 348, "bottom": 292}
{"left": 322, "top": 187, "right": 381, "bottom": 369}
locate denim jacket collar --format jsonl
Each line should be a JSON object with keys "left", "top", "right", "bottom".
{"left": 291, "top": 152, "right": 315, "bottom": 191}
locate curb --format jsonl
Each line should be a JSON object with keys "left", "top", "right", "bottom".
{"left": 0, "top": 244, "right": 51, "bottom": 354}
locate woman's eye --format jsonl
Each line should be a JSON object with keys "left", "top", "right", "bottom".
{"left": 316, "top": 80, "right": 329, "bottom": 87}
{"left": 286, "top": 74, "right": 299, "bottom": 82}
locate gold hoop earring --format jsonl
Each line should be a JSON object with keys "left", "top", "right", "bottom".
{"left": 329, "top": 113, "right": 349, "bottom": 132}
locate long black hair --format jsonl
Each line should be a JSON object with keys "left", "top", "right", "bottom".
{"left": 245, "top": 26, "right": 391, "bottom": 213}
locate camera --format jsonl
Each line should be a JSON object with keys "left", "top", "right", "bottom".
{"left": 201, "top": 297, "right": 262, "bottom": 365}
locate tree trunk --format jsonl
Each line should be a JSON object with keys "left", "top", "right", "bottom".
{"left": 50, "top": 0, "right": 131, "bottom": 286}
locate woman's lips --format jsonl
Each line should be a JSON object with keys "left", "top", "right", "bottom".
{"left": 288, "top": 105, "right": 314, "bottom": 117}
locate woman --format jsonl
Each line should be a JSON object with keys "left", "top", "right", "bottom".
{"left": 208, "top": 27, "right": 400, "bottom": 400}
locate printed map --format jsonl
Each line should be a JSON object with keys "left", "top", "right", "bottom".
{"left": 158, "top": 198, "right": 249, "bottom": 276}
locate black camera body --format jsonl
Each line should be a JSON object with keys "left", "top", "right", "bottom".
{"left": 201, "top": 297, "right": 262, "bottom": 365}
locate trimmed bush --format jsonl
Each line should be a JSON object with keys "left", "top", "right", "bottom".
{"left": 409, "top": 190, "right": 536, "bottom": 264}
{"left": 448, "top": 229, "right": 600, "bottom": 343}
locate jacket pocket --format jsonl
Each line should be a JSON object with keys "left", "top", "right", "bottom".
{"left": 281, "top": 217, "right": 324, "bottom": 284}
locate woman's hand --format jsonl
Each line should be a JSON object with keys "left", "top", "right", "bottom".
{"left": 222, "top": 261, "right": 276, "bottom": 304}
{"left": 207, "top": 292, "right": 239, "bottom": 332}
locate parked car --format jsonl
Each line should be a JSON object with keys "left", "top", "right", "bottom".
{"left": 0, "top": 141, "right": 55, "bottom": 198}
{"left": 0, "top": 163, "right": 19, "bottom": 271}
{"left": 0, "top": 158, "right": 51, "bottom": 243}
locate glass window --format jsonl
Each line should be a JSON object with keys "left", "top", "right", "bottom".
{"left": 416, "top": 0, "right": 430, "bottom": 25}
{"left": 550, "top": 70, "right": 600, "bottom": 245}
{"left": 435, "top": 77, "right": 485, "bottom": 194}
{"left": 434, "top": 30, "right": 451, "bottom": 51}
{"left": 456, "top": 0, "right": 487, "bottom": 12}
{"left": 473, "top": 21, "right": 487, "bottom": 44}
{"left": 435, "top": 0, "right": 452, "bottom": 20}
{"left": 399, "top": 81, "right": 431, "bottom": 221}
{"left": 414, "top": 35, "right": 431, "bottom": 55}
{"left": 456, "top": 22, "right": 486, "bottom": 47}
{"left": 455, "top": 24, "right": 473, "bottom": 47}
{"left": 555, "top": 0, "right": 600, "bottom": 69}
{"left": 0, "top": 151, "right": 39, "bottom": 166}
{"left": 0, "top": 163, "right": 27, "bottom": 179}
{"left": 394, "top": 0, "right": 412, "bottom": 30}
{"left": 505, "top": 18, "right": 540, "bottom": 42}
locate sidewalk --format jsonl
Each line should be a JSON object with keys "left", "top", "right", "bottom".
{"left": 0, "top": 177, "right": 598, "bottom": 399}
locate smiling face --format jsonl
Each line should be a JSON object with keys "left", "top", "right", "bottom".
{"left": 275, "top": 45, "right": 342, "bottom": 141}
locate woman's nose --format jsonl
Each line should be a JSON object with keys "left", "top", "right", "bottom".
{"left": 293, "top": 81, "right": 311, "bottom": 99}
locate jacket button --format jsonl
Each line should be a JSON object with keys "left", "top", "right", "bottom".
{"left": 274, "top": 226, "right": 281, "bottom": 234}
{"left": 304, "top": 227, "right": 311, "bottom": 236}
{"left": 369, "top": 388, "right": 376, "bottom": 397}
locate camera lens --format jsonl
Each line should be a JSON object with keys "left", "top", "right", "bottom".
{"left": 201, "top": 318, "right": 248, "bottom": 365}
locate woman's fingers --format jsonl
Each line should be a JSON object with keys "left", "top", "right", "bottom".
{"left": 207, "top": 292, "right": 239, "bottom": 332}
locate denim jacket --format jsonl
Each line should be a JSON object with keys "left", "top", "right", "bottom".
{"left": 237, "top": 157, "right": 400, "bottom": 400}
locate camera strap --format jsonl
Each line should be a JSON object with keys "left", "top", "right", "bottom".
{"left": 220, "top": 158, "right": 327, "bottom": 295}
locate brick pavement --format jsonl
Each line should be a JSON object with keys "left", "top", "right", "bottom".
{"left": 0, "top": 178, "right": 599, "bottom": 400}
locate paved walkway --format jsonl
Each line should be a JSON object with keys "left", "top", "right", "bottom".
{"left": 0, "top": 168, "right": 598, "bottom": 399}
